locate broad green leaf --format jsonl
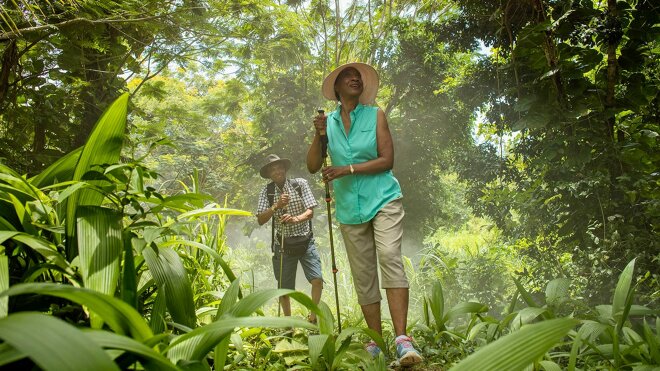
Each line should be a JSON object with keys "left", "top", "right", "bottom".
{"left": 0, "top": 342, "right": 25, "bottom": 367}
{"left": 546, "top": 278, "right": 571, "bottom": 308}
{"left": 273, "top": 339, "right": 308, "bottom": 353}
{"left": 429, "top": 281, "right": 445, "bottom": 330}
{"left": 216, "top": 278, "right": 241, "bottom": 318}
{"left": 0, "top": 283, "right": 152, "bottom": 341}
{"left": 161, "top": 240, "right": 240, "bottom": 292}
{"left": 166, "top": 207, "right": 252, "bottom": 226}
{"left": 30, "top": 147, "right": 83, "bottom": 188}
{"left": 451, "top": 318, "right": 577, "bottom": 371}
{"left": 0, "top": 164, "right": 43, "bottom": 201}
{"left": 166, "top": 316, "right": 315, "bottom": 361}
{"left": 149, "top": 289, "right": 167, "bottom": 334}
{"left": 568, "top": 320, "right": 608, "bottom": 371}
{"left": 513, "top": 277, "right": 540, "bottom": 308}
{"left": 8, "top": 193, "right": 37, "bottom": 236}
{"left": 308, "top": 334, "right": 330, "bottom": 367}
{"left": 229, "top": 288, "right": 294, "bottom": 317}
{"left": 511, "top": 307, "right": 550, "bottom": 331}
{"left": 213, "top": 337, "right": 231, "bottom": 370}
{"left": 444, "top": 302, "right": 489, "bottom": 323}
{"left": 0, "top": 312, "right": 119, "bottom": 371}
{"left": 121, "top": 231, "right": 138, "bottom": 308}
{"left": 83, "top": 330, "right": 178, "bottom": 371}
{"left": 539, "top": 360, "right": 562, "bottom": 371}
{"left": 77, "top": 206, "right": 123, "bottom": 327}
{"left": 0, "top": 256, "right": 7, "bottom": 318}
{"left": 0, "top": 231, "right": 73, "bottom": 275}
{"left": 612, "top": 259, "right": 635, "bottom": 328}
{"left": 643, "top": 320, "right": 660, "bottom": 364}
{"left": 65, "top": 93, "right": 129, "bottom": 259}
{"left": 142, "top": 246, "right": 196, "bottom": 328}
{"left": 0, "top": 216, "right": 15, "bottom": 231}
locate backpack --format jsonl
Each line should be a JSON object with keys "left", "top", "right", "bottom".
{"left": 267, "top": 179, "right": 312, "bottom": 251}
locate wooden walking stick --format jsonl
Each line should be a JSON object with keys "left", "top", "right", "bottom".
{"left": 318, "top": 109, "right": 342, "bottom": 332}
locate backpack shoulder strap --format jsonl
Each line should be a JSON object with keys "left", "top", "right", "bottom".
{"left": 288, "top": 178, "right": 303, "bottom": 198}
{"left": 266, "top": 182, "right": 275, "bottom": 206}
{"left": 288, "top": 178, "right": 313, "bottom": 234}
{"left": 266, "top": 182, "right": 275, "bottom": 252}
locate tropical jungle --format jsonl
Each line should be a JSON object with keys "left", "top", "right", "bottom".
{"left": 0, "top": 0, "right": 658, "bottom": 370}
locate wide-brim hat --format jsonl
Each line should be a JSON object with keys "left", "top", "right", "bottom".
{"left": 321, "top": 62, "right": 379, "bottom": 105}
{"left": 259, "top": 154, "right": 291, "bottom": 178}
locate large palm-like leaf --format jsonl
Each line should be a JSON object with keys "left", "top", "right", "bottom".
{"left": 0, "top": 312, "right": 119, "bottom": 371}
{"left": 65, "top": 93, "right": 129, "bottom": 259}
{"left": 77, "top": 205, "right": 124, "bottom": 327}
{"left": 0, "top": 283, "right": 153, "bottom": 341}
{"left": 451, "top": 318, "right": 577, "bottom": 371}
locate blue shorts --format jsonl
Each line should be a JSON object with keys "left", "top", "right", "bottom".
{"left": 272, "top": 239, "right": 323, "bottom": 290}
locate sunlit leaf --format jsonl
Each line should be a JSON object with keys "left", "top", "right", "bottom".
{"left": 451, "top": 318, "right": 577, "bottom": 371}
{"left": 0, "top": 312, "right": 119, "bottom": 371}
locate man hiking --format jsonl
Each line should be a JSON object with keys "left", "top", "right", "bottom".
{"left": 256, "top": 154, "right": 323, "bottom": 323}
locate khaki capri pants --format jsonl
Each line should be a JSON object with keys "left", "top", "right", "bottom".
{"left": 339, "top": 198, "right": 409, "bottom": 305}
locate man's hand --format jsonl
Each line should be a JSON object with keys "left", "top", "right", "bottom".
{"left": 275, "top": 193, "right": 290, "bottom": 210}
{"left": 280, "top": 213, "right": 300, "bottom": 224}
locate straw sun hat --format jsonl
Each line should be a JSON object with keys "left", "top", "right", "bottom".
{"left": 321, "top": 62, "right": 379, "bottom": 105}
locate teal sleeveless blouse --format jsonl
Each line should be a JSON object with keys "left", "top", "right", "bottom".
{"left": 326, "top": 103, "right": 402, "bottom": 224}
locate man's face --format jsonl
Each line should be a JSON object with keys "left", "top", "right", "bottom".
{"left": 267, "top": 163, "right": 287, "bottom": 183}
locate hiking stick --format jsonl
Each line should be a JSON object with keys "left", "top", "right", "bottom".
{"left": 318, "top": 109, "right": 342, "bottom": 332}
{"left": 277, "top": 213, "right": 286, "bottom": 317}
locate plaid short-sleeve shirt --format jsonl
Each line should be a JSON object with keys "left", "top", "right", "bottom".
{"left": 257, "top": 178, "right": 318, "bottom": 237}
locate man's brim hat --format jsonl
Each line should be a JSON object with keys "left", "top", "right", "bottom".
{"left": 321, "top": 62, "right": 379, "bottom": 105}
{"left": 260, "top": 154, "right": 291, "bottom": 178}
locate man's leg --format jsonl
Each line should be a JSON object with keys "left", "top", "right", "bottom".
{"left": 308, "top": 278, "right": 323, "bottom": 322}
{"left": 300, "top": 243, "right": 324, "bottom": 322}
{"left": 279, "top": 296, "right": 292, "bottom": 316}
{"left": 273, "top": 251, "right": 297, "bottom": 317}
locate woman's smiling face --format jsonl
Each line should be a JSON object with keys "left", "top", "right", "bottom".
{"left": 334, "top": 67, "right": 363, "bottom": 100}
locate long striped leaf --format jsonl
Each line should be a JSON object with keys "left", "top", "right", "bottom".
{"left": 65, "top": 93, "right": 129, "bottom": 260}
{"left": 166, "top": 316, "right": 315, "bottom": 360}
{"left": 444, "top": 302, "right": 489, "bottom": 323}
{"left": 0, "top": 343, "right": 25, "bottom": 366}
{"left": 513, "top": 277, "right": 540, "bottom": 308}
{"left": 0, "top": 231, "right": 73, "bottom": 275}
{"left": 612, "top": 259, "right": 635, "bottom": 329}
{"left": 82, "top": 330, "right": 178, "bottom": 371}
{"left": 0, "top": 283, "right": 152, "bottom": 341}
{"left": 451, "top": 318, "right": 577, "bottom": 371}
{"left": 0, "top": 256, "right": 7, "bottom": 318}
{"left": 429, "top": 281, "right": 445, "bottom": 330}
{"left": 149, "top": 289, "right": 167, "bottom": 334}
{"left": 0, "top": 312, "right": 119, "bottom": 371}
{"left": 216, "top": 278, "right": 241, "bottom": 318}
{"left": 30, "top": 147, "right": 84, "bottom": 188}
{"left": 308, "top": 334, "right": 330, "bottom": 367}
{"left": 160, "top": 240, "right": 240, "bottom": 292}
{"left": 142, "top": 246, "right": 196, "bottom": 328}
{"left": 0, "top": 164, "right": 43, "bottom": 202}
{"left": 176, "top": 207, "right": 252, "bottom": 220}
{"left": 77, "top": 206, "right": 123, "bottom": 328}
{"left": 121, "top": 231, "right": 138, "bottom": 308}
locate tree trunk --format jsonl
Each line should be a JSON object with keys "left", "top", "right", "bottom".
{"left": 605, "top": 0, "right": 620, "bottom": 141}
{"left": 531, "top": 0, "right": 567, "bottom": 110}
{"left": 0, "top": 40, "right": 18, "bottom": 110}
